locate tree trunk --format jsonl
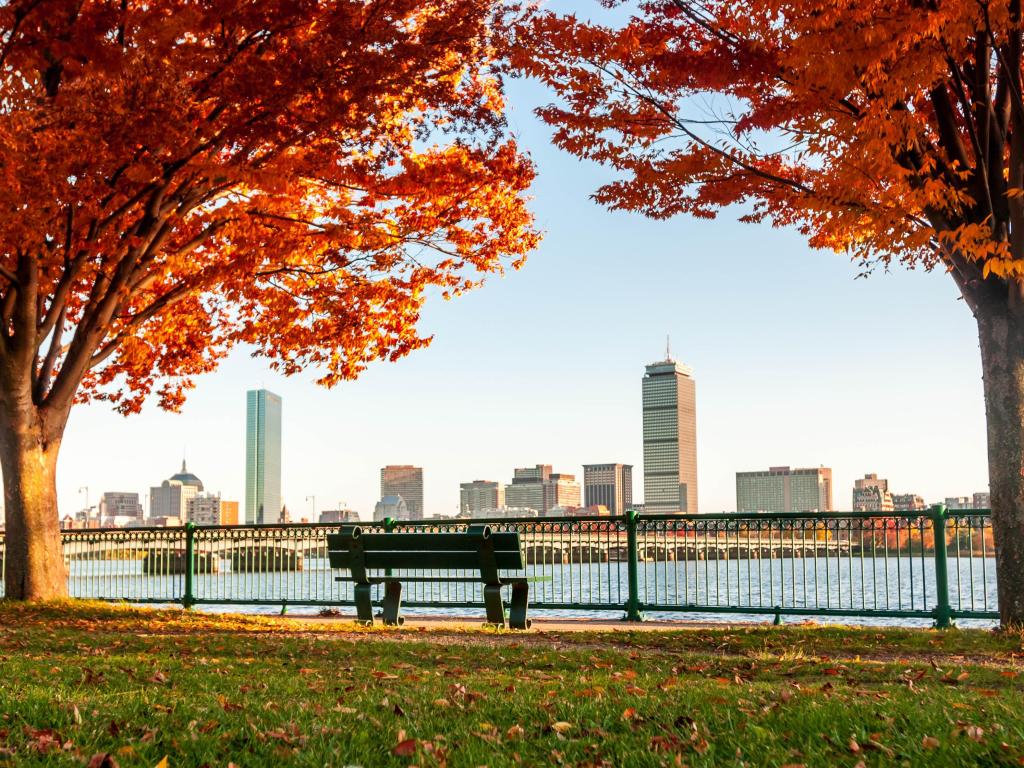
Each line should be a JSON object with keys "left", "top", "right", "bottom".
{"left": 0, "top": 408, "right": 67, "bottom": 600}
{"left": 977, "top": 299, "right": 1024, "bottom": 626}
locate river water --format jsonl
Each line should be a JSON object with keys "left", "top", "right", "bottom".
{"left": 61, "top": 554, "right": 998, "bottom": 627}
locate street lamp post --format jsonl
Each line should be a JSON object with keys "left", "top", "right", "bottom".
{"left": 78, "top": 486, "right": 89, "bottom": 522}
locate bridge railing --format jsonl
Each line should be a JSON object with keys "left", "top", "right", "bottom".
{"left": 0, "top": 506, "right": 999, "bottom": 625}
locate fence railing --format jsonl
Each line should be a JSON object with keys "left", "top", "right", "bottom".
{"left": 0, "top": 506, "right": 999, "bottom": 626}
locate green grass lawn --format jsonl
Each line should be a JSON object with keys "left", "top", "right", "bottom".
{"left": 0, "top": 603, "right": 1022, "bottom": 766}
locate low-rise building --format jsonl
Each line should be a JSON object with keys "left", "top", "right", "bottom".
{"left": 457, "top": 507, "right": 540, "bottom": 519}
{"left": 319, "top": 509, "right": 361, "bottom": 524}
{"left": 219, "top": 500, "right": 239, "bottom": 526}
{"left": 892, "top": 493, "right": 927, "bottom": 512}
{"left": 187, "top": 493, "right": 238, "bottom": 526}
{"left": 374, "top": 495, "right": 408, "bottom": 521}
{"left": 736, "top": 466, "right": 833, "bottom": 513}
{"left": 99, "top": 492, "right": 144, "bottom": 524}
{"left": 459, "top": 480, "right": 505, "bottom": 515}
{"left": 504, "top": 465, "right": 582, "bottom": 515}
{"left": 853, "top": 474, "right": 894, "bottom": 512}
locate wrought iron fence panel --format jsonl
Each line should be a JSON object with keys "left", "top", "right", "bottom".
{"left": 62, "top": 526, "right": 186, "bottom": 602}
{"left": 0, "top": 507, "right": 1001, "bottom": 625}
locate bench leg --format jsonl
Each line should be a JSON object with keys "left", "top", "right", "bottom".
{"left": 354, "top": 583, "right": 374, "bottom": 626}
{"left": 381, "top": 581, "right": 404, "bottom": 626}
{"left": 483, "top": 584, "right": 507, "bottom": 628}
{"left": 509, "top": 581, "right": 531, "bottom": 630}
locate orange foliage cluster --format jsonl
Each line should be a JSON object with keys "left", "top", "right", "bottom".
{"left": 515, "top": 1, "right": 1024, "bottom": 291}
{"left": 0, "top": 0, "right": 538, "bottom": 414}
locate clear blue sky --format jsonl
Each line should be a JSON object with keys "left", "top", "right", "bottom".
{"left": 52, "top": 64, "right": 989, "bottom": 520}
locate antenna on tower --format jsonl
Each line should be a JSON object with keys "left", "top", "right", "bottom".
{"left": 665, "top": 334, "right": 672, "bottom": 361}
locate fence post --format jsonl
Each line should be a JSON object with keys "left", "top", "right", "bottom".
{"left": 182, "top": 522, "right": 196, "bottom": 609}
{"left": 623, "top": 509, "right": 644, "bottom": 622}
{"left": 383, "top": 517, "right": 396, "bottom": 581}
{"left": 931, "top": 504, "right": 953, "bottom": 629}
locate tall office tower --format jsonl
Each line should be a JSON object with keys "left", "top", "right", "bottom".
{"left": 642, "top": 357, "right": 698, "bottom": 513}
{"left": 459, "top": 480, "right": 505, "bottom": 515}
{"left": 381, "top": 465, "right": 424, "bottom": 520}
{"left": 735, "top": 466, "right": 833, "bottom": 513}
{"left": 504, "top": 464, "right": 582, "bottom": 515}
{"left": 583, "top": 464, "right": 634, "bottom": 514}
{"left": 245, "top": 389, "right": 282, "bottom": 524}
{"left": 852, "top": 473, "right": 894, "bottom": 512}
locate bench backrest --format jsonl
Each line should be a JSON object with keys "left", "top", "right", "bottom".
{"left": 327, "top": 526, "right": 524, "bottom": 583}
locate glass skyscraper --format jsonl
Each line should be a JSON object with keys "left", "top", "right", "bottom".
{"left": 245, "top": 389, "right": 282, "bottom": 524}
{"left": 642, "top": 358, "right": 698, "bottom": 513}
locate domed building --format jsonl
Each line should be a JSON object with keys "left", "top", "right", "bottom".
{"left": 169, "top": 460, "right": 204, "bottom": 492}
{"left": 150, "top": 460, "right": 204, "bottom": 522}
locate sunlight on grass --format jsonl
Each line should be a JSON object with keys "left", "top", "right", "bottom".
{"left": 0, "top": 602, "right": 1021, "bottom": 766}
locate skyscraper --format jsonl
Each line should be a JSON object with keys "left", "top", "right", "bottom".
{"left": 381, "top": 465, "right": 424, "bottom": 520}
{"left": 735, "top": 466, "right": 833, "bottom": 512}
{"left": 245, "top": 389, "right": 282, "bottom": 525}
{"left": 583, "top": 464, "right": 633, "bottom": 514}
{"left": 642, "top": 357, "right": 698, "bottom": 513}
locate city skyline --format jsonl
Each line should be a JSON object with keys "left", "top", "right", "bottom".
{"left": 41, "top": 75, "right": 989, "bottom": 523}
{"left": 57, "top": 413, "right": 990, "bottom": 524}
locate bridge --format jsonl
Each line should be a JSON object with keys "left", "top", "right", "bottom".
{"left": 48, "top": 531, "right": 853, "bottom": 571}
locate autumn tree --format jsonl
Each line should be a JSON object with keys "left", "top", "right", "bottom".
{"left": 0, "top": 0, "right": 537, "bottom": 600}
{"left": 515, "top": 0, "right": 1024, "bottom": 624}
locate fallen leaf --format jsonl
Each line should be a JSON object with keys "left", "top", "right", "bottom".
{"left": 392, "top": 739, "right": 417, "bottom": 757}
{"left": 87, "top": 755, "right": 118, "bottom": 768}
{"left": 922, "top": 736, "right": 940, "bottom": 749}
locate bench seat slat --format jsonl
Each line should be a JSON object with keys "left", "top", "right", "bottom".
{"left": 346, "top": 532, "right": 521, "bottom": 552}
{"left": 328, "top": 550, "right": 523, "bottom": 571}
{"left": 336, "top": 576, "right": 492, "bottom": 583}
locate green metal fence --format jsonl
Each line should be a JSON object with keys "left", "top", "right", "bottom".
{"left": 0, "top": 506, "right": 999, "bottom": 625}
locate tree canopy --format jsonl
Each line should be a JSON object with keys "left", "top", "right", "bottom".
{"left": 516, "top": 0, "right": 1024, "bottom": 308}
{"left": 0, "top": 0, "right": 538, "bottom": 417}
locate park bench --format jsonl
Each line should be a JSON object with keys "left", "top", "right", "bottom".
{"left": 326, "top": 524, "right": 531, "bottom": 629}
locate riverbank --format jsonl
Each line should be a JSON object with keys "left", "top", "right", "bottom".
{"left": 0, "top": 602, "right": 1021, "bottom": 766}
